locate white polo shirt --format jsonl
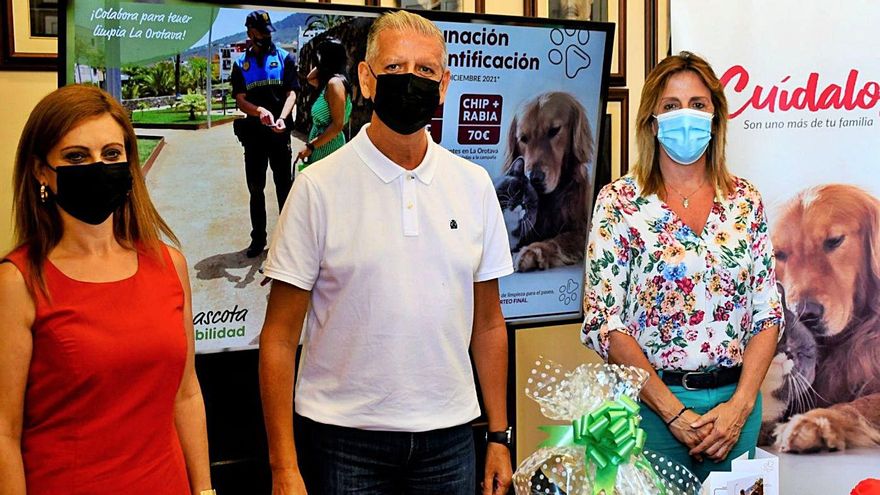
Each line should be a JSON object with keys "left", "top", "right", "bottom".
{"left": 263, "top": 125, "right": 514, "bottom": 432}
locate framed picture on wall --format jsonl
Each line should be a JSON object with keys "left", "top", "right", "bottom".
{"left": 29, "top": 0, "right": 57, "bottom": 36}
{"left": 1, "top": 0, "right": 57, "bottom": 69}
{"left": 548, "top": 0, "right": 591, "bottom": 20}
{"left": 387, "top": 0, "right": 483, "bottom": 13}
{"left": 396, "top": 0, "right": 462, "bottom": 11}
{"left": 602, "top": 87, "right": 629, "bottom": 183}
{"left": 525, "top": 0, "right": 625, "bottom": 86}
{"left": 645, "top": 0, "right": 669, "bottom": 74}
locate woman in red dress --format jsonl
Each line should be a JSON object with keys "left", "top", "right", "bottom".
{"left": 0, "top": 85, "right": 213, "bottom": 495}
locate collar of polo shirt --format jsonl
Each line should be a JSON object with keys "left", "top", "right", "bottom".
{"left": 354, "top": 124, "right": 438, "bottom": 185}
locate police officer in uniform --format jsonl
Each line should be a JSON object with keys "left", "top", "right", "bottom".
{"left": 232, "top": 10, "right": 299, "bottom": 257}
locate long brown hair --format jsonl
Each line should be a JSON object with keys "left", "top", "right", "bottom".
{"left": 632, "top": 51, "right": 735, "bottom": 198}
{"left": 12, "top": 84, "right": 179, "bottom": 296}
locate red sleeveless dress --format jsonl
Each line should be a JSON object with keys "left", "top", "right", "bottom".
{"left": 4, "top": 245, "right": 190, "bottom": 495}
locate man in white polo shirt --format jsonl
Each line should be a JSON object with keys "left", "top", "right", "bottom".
{"left": 258, "top": 10, "right": 514, "bottom": 495}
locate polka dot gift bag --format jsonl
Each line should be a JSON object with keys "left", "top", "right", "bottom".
{"left": 512, "top": 358, "right": 701, "bottom": 495}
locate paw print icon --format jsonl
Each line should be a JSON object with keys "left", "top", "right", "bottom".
{"left": 548, "top": 28, "right": 591, "bottom": 79}
{"left": 558, "top": 278, "right": 580, "bottom": 305}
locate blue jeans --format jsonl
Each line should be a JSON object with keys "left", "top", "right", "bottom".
{"left": 639, "top": 383, "right": 763, "bottom": 483}
{"left": 294, "top": 414, "right": 475, "bottom": 494}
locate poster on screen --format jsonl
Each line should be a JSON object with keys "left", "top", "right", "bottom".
{"left": 66, "top": 0, "right": 611, "bottom": 351}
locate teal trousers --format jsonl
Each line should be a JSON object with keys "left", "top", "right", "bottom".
{"left": 639, "top": 383, "right": 762, "bottom": 482}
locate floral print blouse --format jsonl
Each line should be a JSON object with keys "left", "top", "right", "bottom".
{"left": 581, "top": 175, "right": 784, "bottom": 371}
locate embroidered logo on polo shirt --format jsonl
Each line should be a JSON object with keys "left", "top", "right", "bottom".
{"left": 269, "top": 61, "right": 279, "bottom": 68}
{"left": 450, "top": 219, "right": 458, "bottom": 229}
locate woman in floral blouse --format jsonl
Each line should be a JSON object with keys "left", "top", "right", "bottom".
{"left": 581, "top": 52, "right": 783, "bottom": 480}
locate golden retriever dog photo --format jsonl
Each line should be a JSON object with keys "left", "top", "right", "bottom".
{"left": 499, "top": 91, "right": 595, "bottom": 272}
{"left": 770, "top": 184, "right": 880, "bottom": 452}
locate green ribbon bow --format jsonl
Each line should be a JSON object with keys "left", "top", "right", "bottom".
{"left": 538, "top": 395, "right": 649, "bottom": 495}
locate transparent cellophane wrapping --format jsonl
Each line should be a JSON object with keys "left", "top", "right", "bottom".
{"left": 512, "top": 358, "right": 702, "bottom": 495}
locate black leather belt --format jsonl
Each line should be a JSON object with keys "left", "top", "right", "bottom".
{"left": 660, "top": 367, "right": 742, "bottom": 390}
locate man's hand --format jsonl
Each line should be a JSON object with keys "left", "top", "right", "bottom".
{"left": 668, "top": 409, "right": 712, "bottom": 462}
{"left": 482, "top": 443, "right": 512, "bottom": 495}
{"left": 689, "top": 399, "right": 752, "bottom": 461}
{"left": 271, "top": 467, "right": 308, "bottom": 495}
{"left": 259, "top": 107, "right": 275, "bottom": 126}
{"left": 272, "top": 118, "right": 287, "bottom": 134}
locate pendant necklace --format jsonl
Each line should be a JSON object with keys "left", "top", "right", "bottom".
{"left": 666, "top": 179, "right": 706, "bottom": 209}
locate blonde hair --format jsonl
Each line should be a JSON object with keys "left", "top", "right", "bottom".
{"left": 632, "top": 51, "right": 734, "bottom": 198}
{"left": 12, "top": 85, "right": 178, "bottom": 297}
{"left": 365, "top": 10, "right": 447, "bottom": 69}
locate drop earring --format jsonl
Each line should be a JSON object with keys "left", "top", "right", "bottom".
{"left": 40, "top": 184, "right": 48, "bottom": 204}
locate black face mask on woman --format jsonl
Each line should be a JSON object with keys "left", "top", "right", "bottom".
{"left": 46, "top": 161, "right": 133, "bottom": 225}
{"left": 369, "top": 66, "right": 441, "bottom": 135}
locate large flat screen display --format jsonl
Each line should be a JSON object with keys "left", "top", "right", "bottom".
{"left": 60, "top": 0, "right": 614, "bottom": 352}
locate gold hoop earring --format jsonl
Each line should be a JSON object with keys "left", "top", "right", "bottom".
{"left": 40, "top": 184, "right": 48, "bottom": 204}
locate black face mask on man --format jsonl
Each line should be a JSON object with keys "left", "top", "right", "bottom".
{"left": 252, "top": 35, "right": 272, "bottom": 50}
{"left": 46, "top": 161, "right": 133, "bottom": 225}
{"left": 369, "top": 66, "right": 441, "bottom": 135}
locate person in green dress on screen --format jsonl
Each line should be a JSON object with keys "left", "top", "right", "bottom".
{"left": 296, "top": 38, "right": 353, "bottom": 170}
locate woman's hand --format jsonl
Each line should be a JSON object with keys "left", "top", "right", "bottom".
{"left": 668, "top": 409, "right": 713, "bottom": 461}
{"left": 688, "top": 399, "right": 752, "bottom": 461}
{"left": 296, "top": 147, "right": 312, "bottom": 162}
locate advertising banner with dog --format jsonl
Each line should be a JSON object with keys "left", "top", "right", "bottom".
{"left": 673, "top": 0, "right": 880, "bottom": 490}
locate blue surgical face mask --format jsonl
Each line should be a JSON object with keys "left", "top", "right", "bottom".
{"left": 654, "top": 108, "right": 713, "bottom": 165}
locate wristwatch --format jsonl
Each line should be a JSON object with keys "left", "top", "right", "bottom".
{"left": 486, "top": 427, "right": 513, "bottom": 447}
